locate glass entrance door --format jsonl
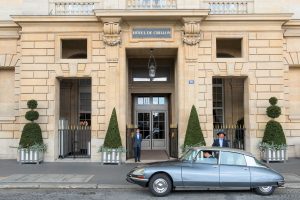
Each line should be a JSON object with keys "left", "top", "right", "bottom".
{"left": 137, "top": 111, "right": 167, "bottom": 150}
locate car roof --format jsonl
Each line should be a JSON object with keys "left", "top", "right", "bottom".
{"left": 191, "top": 146, "right": 254, "bottom": 157}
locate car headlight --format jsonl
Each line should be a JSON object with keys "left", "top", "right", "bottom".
{"left": 132, "top": 168, "right": 145, "bottom": 176}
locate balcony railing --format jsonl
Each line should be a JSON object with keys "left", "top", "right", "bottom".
{"left": 127, "top": 0, "right": 177, "bottom": 9}
{"left": 206, "top": 0, "right": 253, "bottom": 14}
{"left": 49, "top": 1, "right": 97, "bottom": 15}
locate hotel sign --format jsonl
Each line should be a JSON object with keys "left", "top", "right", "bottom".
{"left": 132, "top": 28, "right": 172, "bottom": 39}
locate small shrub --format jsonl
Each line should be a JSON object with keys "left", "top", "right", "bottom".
{"left": 262, "top": 97, "right": 286, "bottom": 146}
{"left": 19, "top": 100, "right": 43, "bottom": 149}
{"left": 103, "top": 108, "right": 122, "bottom": 148}
{"left": 183, "top": 105, "right": 206, "bottom": 149}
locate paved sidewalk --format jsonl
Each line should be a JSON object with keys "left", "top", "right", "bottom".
{"left": 0, "top": 158, "right": 299, "bottom": 189}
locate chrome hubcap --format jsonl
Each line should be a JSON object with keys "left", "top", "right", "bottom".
{"left": 153, "top": 178, "right": 168, "bottom": 194}
{"left": 260, "top": 186, "right": 272, "bottom": 192}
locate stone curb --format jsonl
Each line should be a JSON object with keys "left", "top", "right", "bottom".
{"left": 0, "top": 183, "right": 299, "bottom": 189}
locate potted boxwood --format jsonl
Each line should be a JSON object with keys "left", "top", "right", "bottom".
{"left": 259, "top": 97, "right": 287, "bottom": 163}
{"left": 18, "top": 99, "right": 47, "bottom": 164}
{"left": 99, "top": 108, "right": 124, "bottom": 165}
{"left": 182, "top": 105, "right": 206, "bottom": 153}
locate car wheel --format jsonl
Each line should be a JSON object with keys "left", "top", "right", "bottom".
{"left": 149, "top": 173, "right": 172, "bottom": 197}
{"left": 254, "top": 186, "right": 276, "bottom": 195}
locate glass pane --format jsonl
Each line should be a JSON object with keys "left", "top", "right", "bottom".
{"left": 159, "top": 97, "right": 165, "bottom": 104}
{"left": 153, "top": 97, "right": 159, "bottom": 104}
{"left": 194, "top": 150, "right": 219, "bottom": 164}
{"left": 144, "top": 113, "right": 150, "bottom": 121}
{"left": 138, "top": 98, "right": 144, "bottom": 105}
{"left": 144, "top": 97, "right": 150, "bottom": 104}
{"left": 143, "top": 131, "right": 150, "bottom": 139}
{"left": 159, "top": 113, "right": 165, "bottom": 121}
{"left": 220, "top": 152, "right": 246, "bottom": 166}
{"left": 137, "top": 112, "right": 151, "bottom": 140}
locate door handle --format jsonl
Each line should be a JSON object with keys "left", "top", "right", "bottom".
{"left": 212, "top": 165, "right": 219, "bottom": 168}
{"left": 243, "top": 167, "right": 248, "bottom": 170}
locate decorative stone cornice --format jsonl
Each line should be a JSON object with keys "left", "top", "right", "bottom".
{"left": 182, "top": 17, "right": 203, "bottom": 46}
{"left": 101, "top": 17, "right": 122, "bottom": 46}
{"left": 284, "top": 52, "right": 300, "bottom": 65}
{"left": 0, "top": 54, "right": 20, "bottom": 69}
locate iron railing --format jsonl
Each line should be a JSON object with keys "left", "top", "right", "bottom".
{"left": 169, "top": 126, "right": 178, "bottom": 158}
{"left": 50, "top": 2, "right": 95, "bottom": 15}
{"left": 58, "top": 125, "right": 91, "bottom": 159}
{"left": 206, "top": 0, "right": 253, "bottom": 14}
{"left": 127, "top": 0, "right": 177, "bottom": 9}
{"left": 213, "top": 125, "right": 245, "bottom": 150}
{"left": 126, "top": 126, "right": 136, "bottom": 160}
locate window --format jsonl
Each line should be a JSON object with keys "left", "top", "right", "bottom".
{"left": 213, "top": 78, "right": 224, "bottom": 128}
{"left": 79, "top": 79, "right": 91, "bottom": 126}
{"left": 288, "top": 67, "right": 300, "bottom": 118}
{"left": 220, "top": 151, "right": 246, "bottom": 166}
{"left": 153, "top": 97, "right": 166, "bottom": 105}
{"left": 194, "top": 150, "right": 219, "bottom": 164}
{"left": 216, "top": 38, "right": 242, "bottom": 58}
{"left": 61, "top": 39, "right": 87, "bottom": 59}
{"left": 137, "top": 97, "right": 150, "bottom": 105}
{"left": 0, "top": 70, "right": 15, "bottom": 117}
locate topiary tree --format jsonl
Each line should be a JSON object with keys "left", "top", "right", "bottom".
{"left": 103, "top": 108, "right": 122, "bottom": 148}
{"left": 19, "top": 100, "right": 43, "bottom": 148}
{"left": 262, "top": 97, "right": 286, "bottom": 146}
{"left": 183, "top": 105, "right": 206, "bottom": 148}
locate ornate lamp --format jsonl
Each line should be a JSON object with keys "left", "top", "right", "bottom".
{"left": 148, "top": 49, "right": 157, "bottom": 78}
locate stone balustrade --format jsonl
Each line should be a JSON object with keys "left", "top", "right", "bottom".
{"left": 206, "top": 0, "right": 254, "bottom": 14}
{"left": 49, "top": 1, "right": 97, "bottom": 15}
{"left": 127, "top": 0, "right": 177, "bottom": 9}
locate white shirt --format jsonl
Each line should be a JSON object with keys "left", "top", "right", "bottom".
{"left": 219, "top": 139, "right": 223, "bottom": 147}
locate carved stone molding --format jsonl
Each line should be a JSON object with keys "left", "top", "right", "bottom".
{"left": 101, "top": 17, "right": 122, "bottom": 46}
{"left": 0, "top": 54, "right": 20, "bottom": 69}
{"left": 182, "top": 17, "right": 202, "bottom": 46}
{"left": 284, "top": 51, "right": 300, "bottom": 65}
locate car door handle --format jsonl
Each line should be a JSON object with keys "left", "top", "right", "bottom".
{"left": 212, "top": 165, "right": 219, "bottom": 168}
{"left": 243, "top": 167, "right": 248, "bottom": 170}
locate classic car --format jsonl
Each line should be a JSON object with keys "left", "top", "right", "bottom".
{"left": 126, "top": 147, "right": 284, "bottom": 197}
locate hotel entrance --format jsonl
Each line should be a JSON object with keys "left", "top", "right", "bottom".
{"left": 126, "top": 48, "right": 177, "bottom": 159}
{"left": 135, "top": 96, "right": 168, "bottom": 150}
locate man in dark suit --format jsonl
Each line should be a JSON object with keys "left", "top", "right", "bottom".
{"left": 133, "top": 128, "right": 143, "bottom": 162}
{"left": 212, "top": 131, "right": 229, "bottom": 147}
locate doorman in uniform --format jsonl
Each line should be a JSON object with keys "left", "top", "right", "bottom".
{"left": 133, "top": 128, "right": 143, "bottom": 162}
{"left": 212, "top": 131, "right": 229, "bottom": 147}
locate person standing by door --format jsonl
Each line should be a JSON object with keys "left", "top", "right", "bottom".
{"left": 133, "top": 128, "right": 143, "bottom": 162}
{"left": 212, "top": 131, "right": 229, "bottom": 147}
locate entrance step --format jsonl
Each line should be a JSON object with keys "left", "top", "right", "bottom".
{"left": 126, "top": 150, "right": 175, "bottom": 163}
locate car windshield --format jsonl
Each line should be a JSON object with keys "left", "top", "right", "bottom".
{"left": 179, "top": 148, "right": 198, "bottom": 161}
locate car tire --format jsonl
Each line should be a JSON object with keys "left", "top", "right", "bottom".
{"left": 254, "top": 186, "right": 276, "bottom": 195}
{"left": 149, "top": 173, "right": 172, "bottom": 197}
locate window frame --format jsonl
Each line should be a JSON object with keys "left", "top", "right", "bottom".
{"left": 193, "top": 150, "right": 220, "bottom": 165}
{"left": 55, "top": 35, "right": 91, "bottom": 63}
{"left": 212, "top": 33, "right": 248, "bottom": 62}
{"left": 213, "top": 78, "right": 224, "bottom": 128}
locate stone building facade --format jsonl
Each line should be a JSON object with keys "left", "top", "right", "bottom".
{"left": 0, "top": 0, "right": 300, "bottom": 161}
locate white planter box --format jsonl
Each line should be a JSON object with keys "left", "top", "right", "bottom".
{"left": 18, "top": 149, "right": 44, "bottom": 164}
{"left": 261, "top": 148, "right": 287, "bottom": 163}
{"left": 101, "top": 149, "right": 122, "bottom": 165}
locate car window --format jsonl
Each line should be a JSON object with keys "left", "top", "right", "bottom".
{"left": 180, "top": 149, "right": 198, "bottom": 161}
{"left": 220, "top": 151, "right": 246, "bottom": 166}
{"left": 194, "top": 150, "right": 219, "bottom": 165}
